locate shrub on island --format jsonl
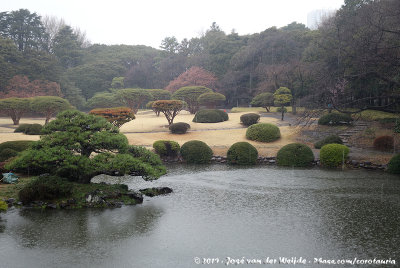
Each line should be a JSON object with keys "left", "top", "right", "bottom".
{"left": 180, "top": 140, "right": 213, "bottom": 164}
{"left": 246, "top": 123, "right": 281, "bottom": 142}
{"left": 277, "top": 143, "right": 314, "bottom": 167}
{"left": 373, "top": 135, "right": 394, "bottom": 152}
{"left": 153, "top": 140, "right": 180, "bottom": 157}
{"left": 193, "top": 109, "right": 228, "bottom": 123}
{"left": 387, "top": 154, "right": 400, "bottom": 174}
{"left": 227, "top": 142, "right": 258, "bottom": 165}
{"left": 318, "top": 113, "right": 353, "bottom": 126}
{"left": 18, "top": 175, "right": 73, "bottom": 205}
{"left": 240, "top": 113, "right": 260, "bottom": 126}
{"left": 169, "top": 122, "right": 191, "bottom": 134}
{"left": 320, "top": 144, "right": 350, "bottom": 168}
{"left": 314, "top": 135, "right": 343, "bottom": 149}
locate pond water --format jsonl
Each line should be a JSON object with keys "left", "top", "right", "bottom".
{"left": 0, "top": 165, "right": 399, "bottom": 267}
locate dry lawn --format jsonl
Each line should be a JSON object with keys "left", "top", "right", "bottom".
{"left": 0, "top": 111, "right": 299, "bottom": 156}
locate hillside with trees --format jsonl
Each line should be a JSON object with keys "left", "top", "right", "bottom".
{"left": 0, "top": 0, "right": 399, "bottom": 114}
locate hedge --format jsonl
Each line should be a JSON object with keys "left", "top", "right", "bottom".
{"left": 153, "top": 140, "right": 180, "bottom": 157}
{"left": 227, "top": 142, "right": 258, "bottom": 165}
{"left": 180, "top": 140, "right": 213, "bottom": 164}
{"left": 387, "top": 154, "right": 400, "bottom": 174}
{"left": 193, "top": 109, "right": 228, "bottom": 123}
{"left": 246, "top": 123, "right": 281, "bottom": 142}
{"left": 240, "top": 113, "right": 260, "bottom": 126}
{"left": 314, "top": 135, "right": 343, "bottom": 149}
{"left": 320, "top": 144, "right": 350, "bottom": 168}
{"left": 318, "top": 113, "right": 353, "bottom": 126}
{"left": 277, "top": 143, "right": 314, "bottom": 167}
{"left": 169, "top": 122, "right": 190, "bottom": 134}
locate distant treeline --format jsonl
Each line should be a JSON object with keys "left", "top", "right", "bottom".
{"left": 0, "top": 0, "right": 399, "bottom": 112}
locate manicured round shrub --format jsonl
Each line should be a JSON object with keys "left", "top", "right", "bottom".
{"left": 169, "top": 122, "right": 191, "bottom": 134}
{"left": 320, "top": 144, "right": 350, "bottom": 168}
{"left": 180, "top": 140, "right": 213, "bottom": 164}
{"left": 192, "top": 109, "right": 228, "bottom": 123}
{"left": 246, "top": 123, "right": 281, "bottom": 142}
{"left": 314, "top": 135, "right": 343, "bottom": 149}
{"left": 240, "top": 113, "right": 260, "bottom": 126}
{"left": 373, "top": 135, "right": 394, "bottom": 151}
{"left": 0, "top": 200, "right": 7, "bottom": 212}
{"left": 227, "top": 142, "right": 258, "bottom": 165}
{"left": 18, "top": 176, "right": 73, "bottom": 205}
{"left": 0, "top": 148, "right": 18, "bottom": 162}
{"left": 15, "top": 124, "right": 42, "bottom": 134}
{"left": 318, "top": 113, "right": 353, "bottom": 125}
{"left": 387, "top": 154, "right": 400, "bottom": 174}
{"left": 277, "top": 143, "right": 314, "bottom": 167}
{"left": 14, "top": 124, "right": 30, "bottom": 133}
{"left": 153, "top": 140, "right": 180, "bottom": 157}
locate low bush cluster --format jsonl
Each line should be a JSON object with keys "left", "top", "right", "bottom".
{"left": 388, "top": 154, "right": 400, "bottom": 174}
{"left": 320, "top": 144, "right": 350, "bottom": 168}
{"left": 373, "top": 135, "right": 394, "bottom": 151}
{"left": 227, "top": 142, "right": 258, "bottom": 165}
{"left": 0, "top": 140, "right": 34, "bottom": 162}
{"left": 18, "top": 175, "right": 73, "bottom": 205}
{"left": 277, "top": 143, "right": 314, "bottom": 167}
{"left": 314, "top": 135, "right": 343, "bottom": 149}
{"left": 240, "top": 113, "right": 260, "bottom": 126}
{"left": 193, "top": 109, "right": 228, "bottom": 123}
{"left": 169, "top": 122, "right": 190, "bottom": 134}
{"left": 246, "top": 123, "right": 281, "bottom": 142}
{"left": 153, "top": 140, "right": 180, "bottom": 157}
{"left": 14, "top": 124, "right": 43, "bottom": 135}
{"left": 318, "top": 113, "right": 353, "bottom": 126}
{"left": 180, "top": 140, "right": 213, "bottom": 164}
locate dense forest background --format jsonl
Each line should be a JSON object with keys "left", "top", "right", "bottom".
{"left": 0, "top": 0, "right": 399, "bottom": 112}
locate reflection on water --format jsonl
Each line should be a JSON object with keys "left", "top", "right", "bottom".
{"left": 0, "top": 165, "right": 399, "bottom": 268}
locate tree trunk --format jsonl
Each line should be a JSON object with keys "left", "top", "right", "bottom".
{"left": 281, "top": 106, "right": 284, "bottom": 121}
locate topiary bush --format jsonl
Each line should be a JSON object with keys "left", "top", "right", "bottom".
{"left": 18, "top": 175, "right": 73, "bottom": 205}
{"left": 318, "top": 113, "right": 353, "bottom": 126}
{"left": 14, "top": 124, "right": 37, "bottom": 135}
{"left": 153, "top": 140, "right": 180, "bottom": 157}
{"left": 180, "top": 140, "right": 213, "bottom": 164}
{"left": 373, "top": 135, "right": 394, "bottom": 151}
{"left": 169, "top": 122, "right": 190, "bottom": 134}
{"left": 314, "top": 135, "right": 343, "bottom": 149}
{"left": 0, "top": 148, "right": 18, "bottom": 162}
{"left": 227, "top": 142, "right": 258, "bottom": 165}
{"left": 387, "top": 154, "right": 400, "bottom": 174}
{"left": 14, "top": 124, "right": 30, "bottom": 133}
{"left": 277, "top": 143, "right": 314, "bottom": 167}
{"left": 240, "top": 113, "right": 260, "bottom": 126}
{"left": 193, "top": 109, "right": 228, "bottom": 123}
{"left": 246, "top": 123, "right": 281, "bottom": 142}
{"left": 320, "top": 144, "right": 350, "bottom": 168}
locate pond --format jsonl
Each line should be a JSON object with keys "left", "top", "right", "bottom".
{"left": 0, "top": 165, "right": 399, "bottom": 267}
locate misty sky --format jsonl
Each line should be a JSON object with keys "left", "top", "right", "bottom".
{"left": 2, "top": 0, "right": 344, "bottom": 48}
